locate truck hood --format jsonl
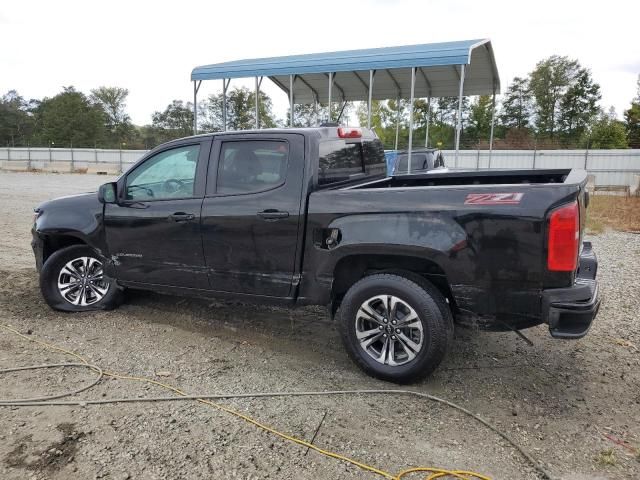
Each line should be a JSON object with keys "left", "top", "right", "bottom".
{"left": 35, "top": 192, "right": 100, "bottom": 212}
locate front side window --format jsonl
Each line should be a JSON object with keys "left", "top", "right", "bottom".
{"left": 217, "top": 140, "right": 289, "bottom": 194}
{"left": 125, "top": 145, "right": 200, "bottom": 201}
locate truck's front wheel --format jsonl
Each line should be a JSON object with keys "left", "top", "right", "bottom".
{"left": 40, "top": 245, "right": 124, "bottom": 312}
{"left": 338, "top": 273, "right": 452, "bottom": 383}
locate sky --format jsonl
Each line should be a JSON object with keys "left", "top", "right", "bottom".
{"left": 1, "top": 0, "right": 638, "bottom": 125}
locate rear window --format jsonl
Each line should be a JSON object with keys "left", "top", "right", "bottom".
{"left": 318, "top": 138, "right": 386, "bottom": 186}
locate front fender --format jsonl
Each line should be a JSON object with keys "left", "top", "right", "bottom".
{"left": 33, "top": 192, "right": 107, "bottom": 261}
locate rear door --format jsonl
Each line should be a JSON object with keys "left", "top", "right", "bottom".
{"left": 200, "top": 133, "right": 305, "bottom": 297}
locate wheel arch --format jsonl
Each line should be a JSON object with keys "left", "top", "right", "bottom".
{"left": 42, "top": 234, "right": 88, "bottom": 264}
{"left": 330, "top": 253, "right": 455, "bottom": 317}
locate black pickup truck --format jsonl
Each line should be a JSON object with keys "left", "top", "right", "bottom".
{"left": 32, "top": 127, "right": 600, "bottom": 382}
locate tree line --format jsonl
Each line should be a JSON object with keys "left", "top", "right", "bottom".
{"left": 1, "top": 55, "right": 639, "bottom": 150}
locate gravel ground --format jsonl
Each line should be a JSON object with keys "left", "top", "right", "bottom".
{"left": 0, "top": 171, "right": 639, "bottom": 480}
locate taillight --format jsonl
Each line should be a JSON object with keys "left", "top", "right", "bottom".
{"left": 547, "top": 201, "right": 579, "bottom": 272}
{"left": 337, "top": 127, "right": 362, "bottom": 138}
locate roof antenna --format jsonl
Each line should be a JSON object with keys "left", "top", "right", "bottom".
{"left": 335, "top": 101, "right": 348, "bottom": 124}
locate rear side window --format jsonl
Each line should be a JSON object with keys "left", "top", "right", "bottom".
{"left": 217, "top": 140, "right": 289, "bottom": 194}
{"left": 319, "top": 138, "right": 386, "bottom": 186}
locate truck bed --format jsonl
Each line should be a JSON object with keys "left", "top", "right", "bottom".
{"left": 347, "top": 169, "right": 573, "bottom": 189}
{"left": 302, "top": 167, "right": 589, "bottom": 331}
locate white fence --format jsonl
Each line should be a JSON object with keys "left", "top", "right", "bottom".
{"left": 1, "top": 147, "right": 639, "bottom": 188}
{"left": 0, "top": 147, "right": 148, "bottom": 174}
{"left": 443, "top": 149, "right": 640, "bottom": 187}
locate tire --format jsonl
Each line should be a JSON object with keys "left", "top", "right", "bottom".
{"left": 40, "top": 245, "right": 124, "bottom": 312}
{"left": 383, "top": 270, "right": 455, "bottom": 352}
{"left": 337, "top": 273, "right": 452, "bottom": 383}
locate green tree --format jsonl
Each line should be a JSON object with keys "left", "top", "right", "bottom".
{"left": 529, "top": 56, "right": 581, "bottom": 138}
{"left": 433, "top": 96, "right": 468, "bottom": 126}
{"left": 90, "top": 87, "right": 134, "bottom": 148}
{"left": 292, "top": 101, "right": 353, "bottom": 127}
{"left": 558, "top": 68, "right": 601, "bottom": 145}
{"left": 0, "top": 90, "right": 37, "bottom": 146}
{"left": 356, "top": 100, "right": 396, "bottom": 147}
{"left": 287, "top": 103, "right": 318, "bottom": 127}
{"left": 200, "top": 87, "right": 276, "bottom": 132}
{"left": 33, "top": 86, "right": 106, "bottom": 147}
{"left": 624, "top": 75, "right": 640, "bottom": 148}
{"left": 499, "top": 77, "right": 533, "bottom": 129}
{"left": 151, "top": 100, "right": 194, "bottom": 143}
{"left": 385, "top": 99, "right": 411, "bottom": 148}
{"left": 588, "top": 108, "right": 628, "bottom": 149}
{"left": 465, "top": 95, "right": 493, "bottom": 146}
{"left": 423, "top": 97, "right": 467, "bottom": 149}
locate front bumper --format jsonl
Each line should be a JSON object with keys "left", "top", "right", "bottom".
{"left": 31, "top": 228, "right": 45, "bottom": 272}
{"left": 542, "top": 242, "right": 600, "bottom": 339}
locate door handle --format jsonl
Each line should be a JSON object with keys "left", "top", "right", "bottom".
{"left": 169, "top": 212, "right": 195, "bottom": 222}
{"left": 257, "top": 209, "right": 289, "bottom": 220}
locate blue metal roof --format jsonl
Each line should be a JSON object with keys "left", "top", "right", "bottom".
{"left": 193, "top": 39, "right": 486, "bottom": 80}
{"left": 191, "top": 39, "right": 500, "bottom": 102}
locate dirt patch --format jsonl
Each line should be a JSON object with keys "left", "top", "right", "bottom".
{"left": 4, "top": 423, "right": 84, "bottom": 474}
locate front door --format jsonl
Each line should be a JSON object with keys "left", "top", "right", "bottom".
{"left": 200, "top": 134, "right": 305, "bottom": 297}
{"left": 104, "top": 140, "right": 211, "bottom": 289}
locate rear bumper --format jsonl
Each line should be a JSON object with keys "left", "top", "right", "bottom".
{"left": 542, "top": 242, "right": 600, "bottom": 339}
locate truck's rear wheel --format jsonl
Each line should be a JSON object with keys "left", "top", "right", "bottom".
{"left": 40, "top": 245, "right": 124, "bottom": 312}
{"left": 338, "top": 273, "right": 452, "bottom": 383}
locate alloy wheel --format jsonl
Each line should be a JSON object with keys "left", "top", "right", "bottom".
{"left": 57, "top": 256, "right": 110, "bottom": 306}
{"left": 355, "top": 295, "right": 424, "bottom": 366}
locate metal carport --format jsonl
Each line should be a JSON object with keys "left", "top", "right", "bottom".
{"left": 191, "top": 39, "right": 500, "bottom": 167}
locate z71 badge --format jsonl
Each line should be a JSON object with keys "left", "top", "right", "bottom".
{"left": 464, "top": 193, "right": 524, "bottom": 205}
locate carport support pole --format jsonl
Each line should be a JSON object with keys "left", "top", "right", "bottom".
{"left": 289, "top": 74, "right": 294, "bottom": 127}
{"left": 192, "top": 80, "right": 202, "bottom": 135}
{"left": 367, "top": 69, "right": 374, "bottom": 129}
{"left": 407, "top": 67, "right": 416, "bottom": 174}
{"left": 222, "top": 79, "right": 229, "bottom": 132}
{"left": 394, "top": 95, "right": 400, "bottom": 151}
{"left": 454, "top": 65, "right": 466, "bottom": 166}
{"left": 193, "top": 81, "right": 198, "bottom": 135}
{"left": 488, "top": 88, "right": 496, "bottom": 166}
{"left": 328, "top": 73, "right": 333, "bottom": 122}
{"left": 255, "top": 77, "right": 259, "bottom": 129}
{"left": 425, "top": 96, "right": 431, "bottom": 147}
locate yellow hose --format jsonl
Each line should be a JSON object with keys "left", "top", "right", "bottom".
{"left": 1, "top": 323, "right": 494, "bottom": 480}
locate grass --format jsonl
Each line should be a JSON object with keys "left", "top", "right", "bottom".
{"left": 596, "top": 449, "right": 617, "bottom": 467}
{"left": 586, "top": 196, "right": 640, "bottom": 234}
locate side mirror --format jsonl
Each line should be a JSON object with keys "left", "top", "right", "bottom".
{"left": 98, "top": 182, "right": 117, "bottom": 204}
